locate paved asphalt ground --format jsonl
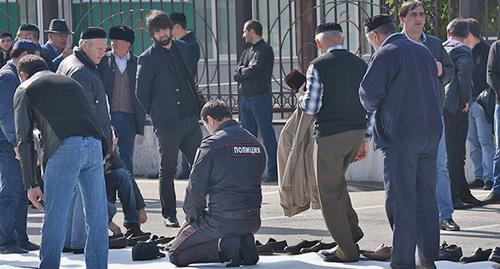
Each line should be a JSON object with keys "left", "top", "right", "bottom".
{"left": 25, "top": 179, "right": 499, "bottom": 260}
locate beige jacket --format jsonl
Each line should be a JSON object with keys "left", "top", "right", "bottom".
{"left": 277, "top": 106, "right": 321, "bottom": 217}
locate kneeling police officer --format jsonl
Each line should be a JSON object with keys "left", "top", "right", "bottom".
{"left": 168, "top": 100, "right": 266, "bottom": 267}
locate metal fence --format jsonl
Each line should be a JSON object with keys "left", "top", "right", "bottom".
{"left": 1, "top": 0, "right": 499, "bottom": 119}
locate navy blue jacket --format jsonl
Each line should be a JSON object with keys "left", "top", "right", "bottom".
{"left": 41, "top": 42, "right": 65, "bottom": 71}
{"left": 359, "top": 33, "right": 442, "bottom": 149}
{"left": 0, "top": 61, "right": 20, "bottom": 144}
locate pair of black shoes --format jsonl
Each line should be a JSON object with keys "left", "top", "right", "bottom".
{"left": 220, "top": 234, "right": 259, "bottom": 267}
{"left": 469, "top": 179, "right": 493, "bottom": 190}
{"left": 460, "top": 247, "right": 500, "bottom": 263}
{"left": 284, "top": 239, "right": 320, "bottom": 255}
{"left": 256, "top": 238, "right": 287, "bottom": 255}
{"left": 453, "top": 195, "right": 484, "bottom": 209}
{"left": 438, "top": 242, "right": 462, "bottom": 262}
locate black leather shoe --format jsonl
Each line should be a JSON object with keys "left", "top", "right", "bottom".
{"left": 240, "top": 233, "right": 259, "bottom": 265}
{"left": 20, "top": 241, "right": 40, "bottom": 251}
{"left": 483, "top": 193, "right": 500, "bottom": 204}
{"left": 109, "top": 236, "right": 128, "bottom": 249}
{"left": 284, "top": 239, "right": 319, "bottom": 255}
{"left": 469, "top": 179, "right": 484, "bottom": 189}
{"left": 489, "top": 247, "right": 500, "bottom": 263}
{"left": 460, "top": 248, "right": 492, "bottom": 263}
{"left": 440, "top": 219, "right": 460, "bottom": 231}
{"left": 255, "top": 238, "right": 287, "bottom": 255}
{"left": 438, "top": 242, "right": 462, "bottom": 262}
{"left": 460, "top": 195, "right": 485, "bottom": 207}
{"left": 0, "top": 246, "right": 28, "bottom": 254}
{"left": 256, "top": 240, "right": 273, "bottom": 255}
{"left": 300, "top": 241, "right": 337, "bottom": 253}
{"left": 484, "top": 181, "right": 493, "bottom": 190}
{"left": 453, "top": 200, "right": 474, "bottom": 210}
{"left": 164, "top": 216, "right": 180, "bottom": 228}
{"left": 124, "top": 222, "right": 152, "bottom": 238}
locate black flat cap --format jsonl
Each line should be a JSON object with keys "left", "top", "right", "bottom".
{"left": 109, "top": 26, "right": 135, "bottom": 44}
{"left": 364, "top": 14, "right": 393, "bottom": 33}
{"left": 132, "top": 241, "right": 166, "bottom": 261}
{"left": 80, "top": 27, "right": 107, "bottom": 40}
{"left": 18, "top": 24, "right": 40, "bottom": 34}
{"left": 315, "top": 22, "right": 343, "bottom": 35}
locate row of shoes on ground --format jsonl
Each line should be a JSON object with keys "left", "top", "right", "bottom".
{"left": 439, "top": 241, "right": 500, "bottom": 263}
{"left": 256, "top": 239, "right": 336, "bottom": 255}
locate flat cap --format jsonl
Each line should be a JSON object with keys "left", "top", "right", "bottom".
{"left": 364, "top": 14, "right": 393, "bottom": 33}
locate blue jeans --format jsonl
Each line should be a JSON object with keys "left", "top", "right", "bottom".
{"left": 111, "top": 112, "right": 136, "bottom": 174}
{"left": 105, "top": 167, "right": 138, "bottom": 224}
{"left": 491, "top": 105, "right": 500, "bottom": 195}
{"left": 467, "top": 101, "right": 494, "bottom": 182}
{"left": 64, "top": 187, "right": 86, "bottom": 249}
{"left": 0, "top": 141, "right": 28, "bottom": 250}
{"left": 40, "top": 137, "right": 108, "bottom": 269}
{"left": 382, "top": 133, "right": 440, "bottom": 268}
{"left": 239, "top": 92, "right": 277, "bottom": 178}
{"left": 436, "top": 119, "right": 454, "bottom": 220}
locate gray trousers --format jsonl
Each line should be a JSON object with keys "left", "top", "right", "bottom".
{"left": 168, "top": 214, "right": 260, "bottom": 267}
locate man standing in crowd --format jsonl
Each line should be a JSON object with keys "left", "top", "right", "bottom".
{"left": 0, "top": 40, "right": 41, "bottom": 254}
{"left": 360, "top": 15, "right": 442, "bottom": 268}
{"left": 464, "top": 18, "right": 494, "bottom": 191}
{"left": 484, "top": 34, "right": 500, "bottom": 204}
{"left": 0, "top": 32, "right": 13, "bottom": 67}
{"left": 300, "top": 23, "right": 368, "bottom": 262}
{"left": 14, "top": 54, "right": 109, "bottom": 269}
{"left": 41, "top": 19, "right": 73, "bottom": 71}
{"left": 234, "top": 20, "right": 277, "bottom": 182}
{"left": 399, "top": 0, "right": 460, "bottom": 230}
{"left": 98, "top": 25, "right": 145, "bottom": 176}
{"left": 442, "top": 18, "right": 483, "bottom": 208}
{"left": 170, "top": 12, "right": 201, "bottom": 179}
{"left": 136, "top": 10, "right": 203, "bottom": 228}
{"left": 16, "top": 24, "right": 40, "bottom": 44}
{"left": 57, "top": 26, "right": 112, "bottom": 151}
{"left": 169, "top": 100, "right": 265, "bottom": 267}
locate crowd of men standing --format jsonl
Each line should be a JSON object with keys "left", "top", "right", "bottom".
{"left": 0, "top": 0, "right": 500, "bottom": 268}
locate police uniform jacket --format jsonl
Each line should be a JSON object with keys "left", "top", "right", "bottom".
{"left": 182, "top": 119, "right": 266, "bottom": 223}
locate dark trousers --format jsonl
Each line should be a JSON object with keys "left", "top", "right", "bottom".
{"left": 156, "top": 116, "right": 202, "bottom": 218}
{"left": 111, "top": 112, "right": 136, "bottom": 174}
{"left": 0, "top": 141, "right": 28, "bottom": 250}
{"left": 105, "top": 168, "right": 138, "bottom": 224}
{"left": 314, "top": 130, "right": 365, "bottom": 260}
{"left": 443, "top": 110, "right": 472, "bottom": 202}
{"left": 239, "top": 92, "right": 277, "bottom": 178}
{"left": 168, "top": 214, "right": 260, "bottom": 267}
{"left": 382, "top": 133, "right": 440, "bottom": 269}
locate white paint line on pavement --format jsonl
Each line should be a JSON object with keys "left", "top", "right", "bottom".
{"left": 461, "top": 224, "right": 500, "bottom": 231}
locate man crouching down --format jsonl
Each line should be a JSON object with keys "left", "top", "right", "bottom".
{"left": 168, "top": 100, "right": 266, "bottom": 267}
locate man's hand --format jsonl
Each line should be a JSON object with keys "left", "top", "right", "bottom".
{"left": 14, "top": 146, "right": 20, "bottom": 160}
{"left": 62, "top": 48, "right": 73, "bottom": 58}
{"left": 354, "top": 141, "right": 369, "bottom": 162}
{"left": 436, "top": 61, "right": 443, "bottom": 77}
{"left": 28, "top": 186, "right": 44, "bottom": 212}
{"left": 463, "top": 102, "right": 469, "bottom": 112}
{"left": 138, "top": 208, "right": 148, "bottom": 224}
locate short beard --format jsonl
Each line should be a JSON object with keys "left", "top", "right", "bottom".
{"left": 154, "top": 36, "right": 171, "bottom": 47}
